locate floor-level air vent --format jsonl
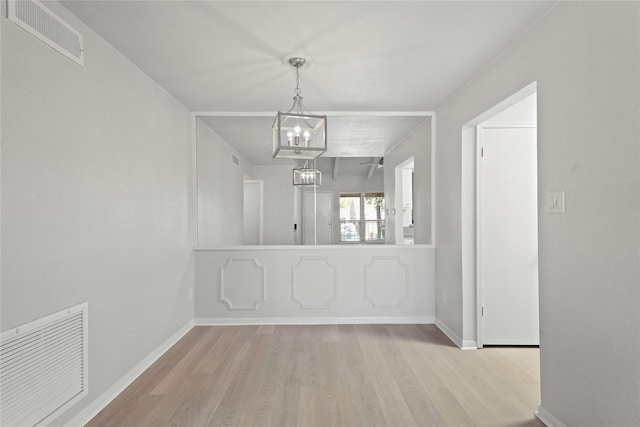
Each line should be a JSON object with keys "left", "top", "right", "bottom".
{"left": 0, "top": 302, "right": 88, "bottom": 426}
{"left": 8, "top": 0, "right": 84, "bottom": 66}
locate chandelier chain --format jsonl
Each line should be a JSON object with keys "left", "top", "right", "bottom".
{"left": 294, "top": 66, "right": 302, "bottom": 97}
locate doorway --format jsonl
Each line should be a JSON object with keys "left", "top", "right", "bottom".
{"left": 476, "top": 91, "right": 539, "bottom": 347}
{"left": 395, "top": 157, "right": 415, "bottom": 245}
{"left": 303, "top": 191, "right": 332, "bottom": 245}
{"left": 478, "top": 125, "right": 539, "bottom": 345}
{"left": 243, "top": 179, "right": 263, "bottom": 245}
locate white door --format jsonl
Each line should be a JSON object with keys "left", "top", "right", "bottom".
{"left": 303, "top": 191, "right": 332, "bottom": 245}
{"left": 243, "top": 180, "right": 263, "bottom": 245}
{"left": 479, "top": 127, "right": 539, "bottom": 345}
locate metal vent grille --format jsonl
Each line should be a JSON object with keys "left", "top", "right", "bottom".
{"left": 8, "top": 0, "right": 84, "bottom": 66}
{"left": 0, "top": 303, "right": 88, "bottom": 426}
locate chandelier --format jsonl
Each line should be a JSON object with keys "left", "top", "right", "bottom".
{"left": 273, "top": 56, "right": 327, "bottom": 160}
{"left": 293, "top": 160, "right": 322, "bottom": 187}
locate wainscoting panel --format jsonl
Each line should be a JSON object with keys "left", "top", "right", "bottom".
{"left": 364, "top": 257, "right": 409, "bottom": 308}
{"left": 219, "top": 258, "right": 266, "bottom": 310}
{"left": 292, "top": 257, "right": 337, "bottom": 310}
{"left": 195, "top": 246, "right": 435, "bottom": 323}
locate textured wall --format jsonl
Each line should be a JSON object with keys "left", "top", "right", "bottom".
{"left": 436, "top": 2, "right": 639, "bottom": 425}
{"left": 1, "top": 1, "right": 194, "bottom": 423}
{"left": 196, "top": 118, "right": 251, "bottom": 246}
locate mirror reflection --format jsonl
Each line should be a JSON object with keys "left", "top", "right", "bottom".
{"left": 195, "top": 114, "right": 432, "bottom": 246}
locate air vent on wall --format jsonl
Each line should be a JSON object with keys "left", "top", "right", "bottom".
{"left": 8, "top": 0, "right": 84, "bottom": 66}
{"left": 0, "top": 302, "right": 88, "bottom": 426}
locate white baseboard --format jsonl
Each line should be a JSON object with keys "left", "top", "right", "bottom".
{"left": 195, "top": 316, "right": 435, "bottom": 326}
{"left": 64, "top": 320, "right": 195, "bottom": 427}
{"left": 535, "top": 406, "right": 567, "bottom": 427}
{"left": 461, "top": 339, "right": 478, "bottom": 350}
{"left": 435, "top": 318, "right": 477, "bottom": 349}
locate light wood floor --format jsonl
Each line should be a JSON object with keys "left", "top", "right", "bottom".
{"left": 88, "top": 325, "right": 544, "bottom": 427}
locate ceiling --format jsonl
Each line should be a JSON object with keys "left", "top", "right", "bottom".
{"left": 61, "top": 1, "right": 552, "bottom": 165}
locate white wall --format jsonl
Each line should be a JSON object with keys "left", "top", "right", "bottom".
{"left": 484, "top": 92, "right": 537, "bottom": 125}
{"left": 1, "top": 1, "right": 195, "bottom": 424}
{"left": 436, "top": 3, "right": 639, "bottom": 425}
{"left": 196, "top": 118, "right": 252, "bottom": 246}
{"left": 384, "top": 117, "right": 432, "bottom": 244}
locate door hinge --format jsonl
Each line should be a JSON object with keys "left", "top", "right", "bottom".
{"left": 481, "top": 306, "right": 485, "bottom": 316}
{"left": 481, "top": 147, "right": 484, "bottom": 157}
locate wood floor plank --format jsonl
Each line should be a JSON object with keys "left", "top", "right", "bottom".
{"left": 354, "top": 325, "right": 423, "bottom": 427}
{"left": 369, "top": 324, "right": 447, "bottom": 426}
{"left": 150, "top": 326, "right": 224, "bottom": 395}
{"left": 257, "top": 324, "right": 275, "bottom": 335}
{"left": 88, "top": 324, "right": 542, "bottom": 427}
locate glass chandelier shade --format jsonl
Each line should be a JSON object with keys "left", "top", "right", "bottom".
{"left": 273, "top": 112, "right": 327, "bottom": 160}
{"left": 293, "top": 161, "right": 322, "bottom": 187}
{"left": 273, "top": 57, "right": 327, "bottom": 160}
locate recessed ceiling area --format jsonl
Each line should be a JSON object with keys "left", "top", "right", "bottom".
{"left": 199, "top": 114, "right": 428, "bottom": 166}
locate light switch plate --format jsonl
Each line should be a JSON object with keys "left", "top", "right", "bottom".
{"left": 545, "top": 191, "right": 565, "bottom": 214}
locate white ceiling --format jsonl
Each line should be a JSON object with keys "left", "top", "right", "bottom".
{"left": 61, "top": 1, "right": 552, "bottom": 164}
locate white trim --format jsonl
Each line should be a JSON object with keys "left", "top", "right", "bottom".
{"left": 461, "top": 340, "right": 478, "bottom": 350}
{"left": 461, "top": 82, "right": 538, "bottom": 347}
{"left": 192, "top": 111, "right": 434, "bottom": 118}
{"left": 64, "top": 320, "right": 195, "bottom": 427}
{"left": 479, "top": 122, "right": 537, "bottom": 129}
{"left": 191, "top": 113, "right": 199, "bottom": 247}
{"left": 195, "top": 316, "right": 434, "bottom": 326}
{"left": 535, "top": 406, "right": 567, "bottom": 427}
{"left": 476, "top": 124, "right": 485, "bottom": 348}
{"left": 435, "top": 318, "right": 476, "bottom": 350}
{"left": 431, "top": 113, "right": 437, "bottom": 246}
{"left": 194, "top": 244, "right": 435, "bottom": 251}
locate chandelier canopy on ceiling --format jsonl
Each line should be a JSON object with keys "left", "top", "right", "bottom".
{"left": 272, "top": 55, "right": 327, "bottom": 160}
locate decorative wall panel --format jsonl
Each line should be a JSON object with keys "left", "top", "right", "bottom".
{"left": 220, "top": 258, "right": 266, "bottom": 310}
{"left": 364, "top": 256, "right": 409, "bottom": 308}
{"left": 195, "top": 246, "right": 435, "bottom": 323}
{"left": 292, "top": 257, "right": 337, "bottom": 309}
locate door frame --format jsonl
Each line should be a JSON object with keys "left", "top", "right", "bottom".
{"left": 394, "top": 157, "right": 415, "bottom": 245}
{"left": 459, "top": 81, "right": 537, "bottom": 349}
{"left": 475, "top": 123, "right": 538, "bottom": 348}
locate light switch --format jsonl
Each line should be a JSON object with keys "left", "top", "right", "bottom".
{"left": 545, "top": 191, "right": 565, "bottom": 214}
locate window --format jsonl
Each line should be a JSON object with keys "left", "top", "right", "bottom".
{"left": 339, "top": 192, "right": 385, "bottom": 242}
